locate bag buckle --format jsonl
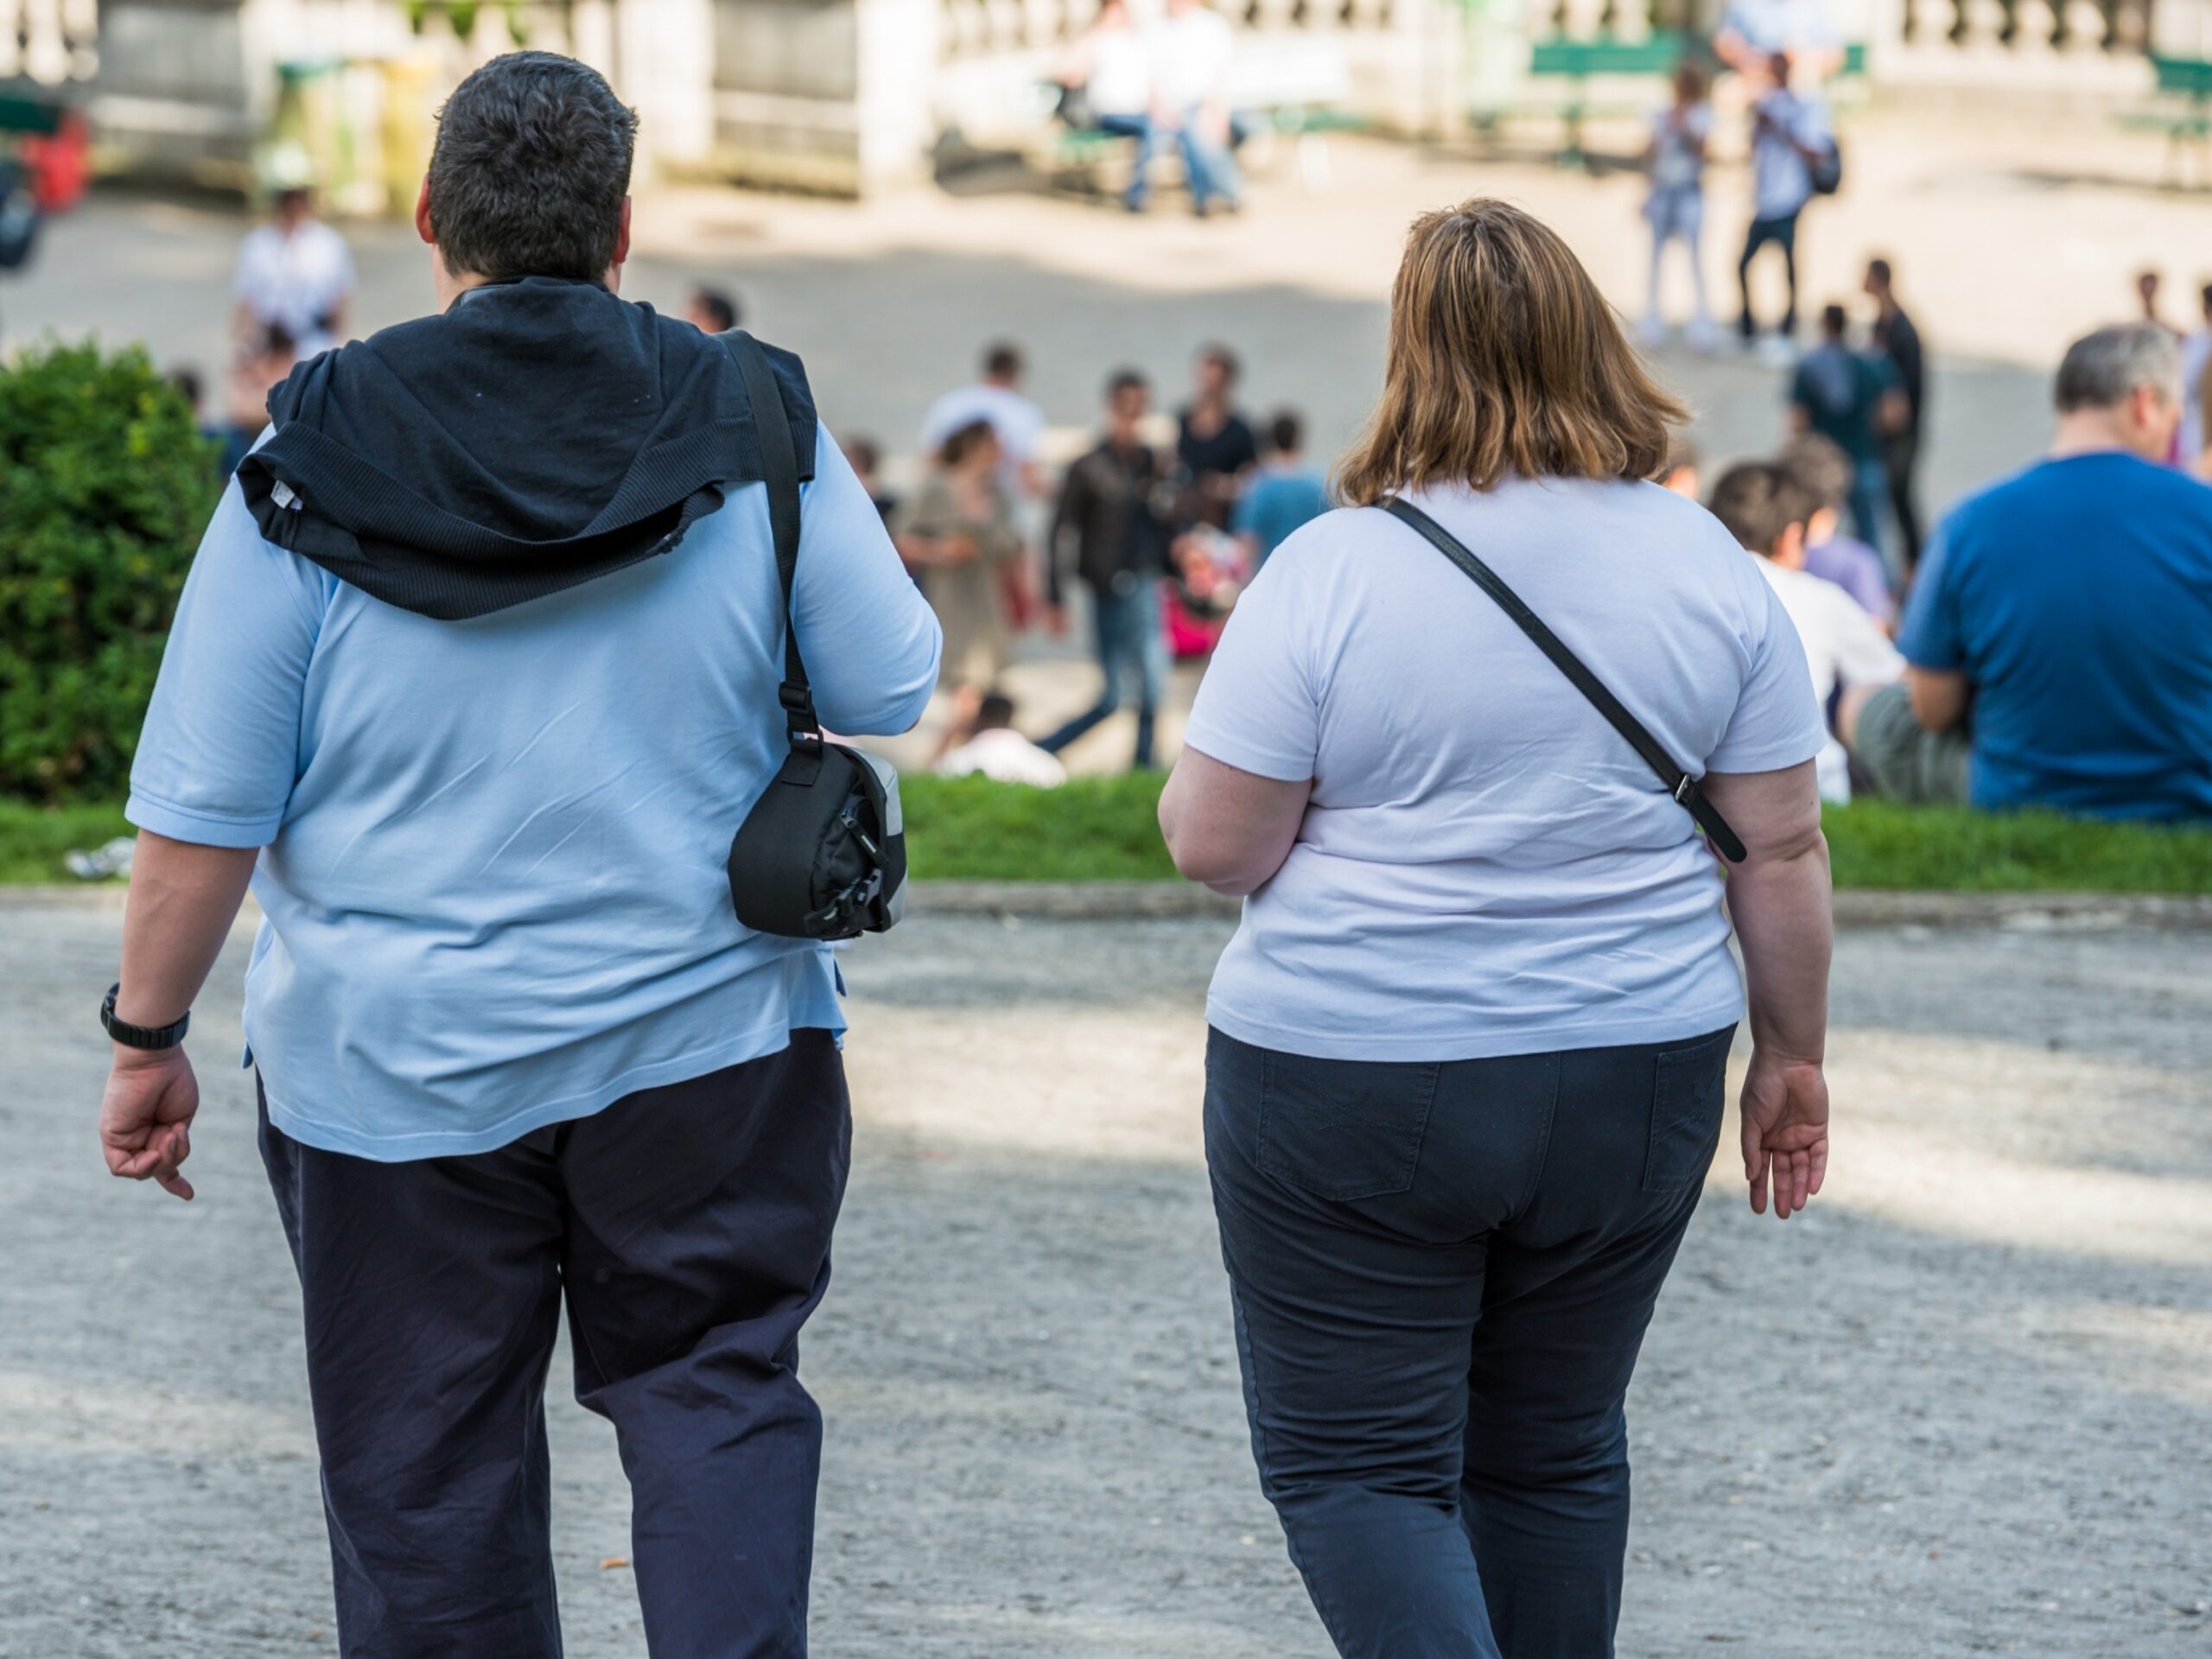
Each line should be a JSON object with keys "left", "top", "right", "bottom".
{"left": 1673, "top": 774, "right": 1694, "bottom": 804}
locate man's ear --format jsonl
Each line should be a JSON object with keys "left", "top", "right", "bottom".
{"left": 1773, "top": 522, "right": 1808, "bottom": 569}
{"left": 612, "top": 196, "right": 632, "bottom": 272}
{"left": 414, "top": 177, "right": 435, "bottom": 247}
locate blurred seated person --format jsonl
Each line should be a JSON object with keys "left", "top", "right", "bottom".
{"left": 1853, "top": 323, "right": 2212, "bottom": 819}
{"left": 1660, "top": 436, "right": 1701, "bottom": 499}
{"left": 223, "top": 324, "right": 298, "bottom": 478}
{"left": 894, "top": 419, "right": 1022, "bottom": 747}
{"left": 1232, "top": 409, "right": 1330, "bottom": 571}
{"left": 1056, "top": 0, "right": 1156, "bottom": 212}
{"left": 683, "top": 285, "right": 740, "bottom": 334}
{"left": 1715, "top": 0, "right": 1841, "bottom": 79}
{"left": 1780, "top": 434, "right": 1893, "bottom": 627}
{"left": 936, "top": 691, "right": 1068, "bottom": 788}
{"left": 1708, "top": 461, "right": 1904, "bottom": 803}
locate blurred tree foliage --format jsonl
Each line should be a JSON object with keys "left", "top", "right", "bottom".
{"left": 0, "top": 340, "right": 217, "bottom": 803}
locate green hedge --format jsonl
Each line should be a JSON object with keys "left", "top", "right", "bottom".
{"left": 7, "top": 782, "right": 2209, "bottom": 893}
{"left": 0, "top": 340, "right": 217, "bottom": 804}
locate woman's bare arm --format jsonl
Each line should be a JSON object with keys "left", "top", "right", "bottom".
{"left": 1159, "top": 747, "right": 1312, "bottom": 899}
{"left": 1701, "top": 761, "right": 1832, "bottom": 1220}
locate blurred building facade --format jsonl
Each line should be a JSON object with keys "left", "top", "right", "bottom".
{"left": 1, "top": 0, "right": 2205, "bottom": 199}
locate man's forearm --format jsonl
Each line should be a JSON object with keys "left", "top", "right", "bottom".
{"left": 1726, "top": 841, "right": 1833, "bottom": 1064}
{"left": 115, "top": 832, "right": 260, "bottom": 1029}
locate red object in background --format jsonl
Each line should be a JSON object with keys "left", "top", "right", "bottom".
{"left": 22, "top": 110, "right": 89, "bottom": 213}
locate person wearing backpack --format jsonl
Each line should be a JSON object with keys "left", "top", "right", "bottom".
{"left": 92, "top": 52, "right": 939, "bottom": 1657}
{"left": 1788, "top": 302, "right": 1907, "bottom": 563}
{"left": 1738, "top": 49, "right": 1837, "bottom": 364}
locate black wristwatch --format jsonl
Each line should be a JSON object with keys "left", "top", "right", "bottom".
{"left": 101, "top": 983, "right": 190, "bottom": 1051}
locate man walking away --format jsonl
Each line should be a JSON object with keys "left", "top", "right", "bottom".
{"left": 1738, "top": 51, "right": 1830, "bottom": 362}
{"left": 1789, "top": 302, "right": 1904, "bottom": 563}
{"left": 1232, "top": 408, "right": 1330, "bottom": 570}
{"left": 96, "top": 53, "right": 940, "bottom": 1658}
{"left": 1853, "top": 323, "right": 2212, "bottom": 819}
{"left": 1040, "top": 369, "right": 1173, "bottom": 770}
{"left": 1863, "top": 257, "right": 1927, "bottom": 564}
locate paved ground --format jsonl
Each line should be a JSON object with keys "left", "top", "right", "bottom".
{"left": 2, "top": 894, "right": 2207, "bottom": 1657}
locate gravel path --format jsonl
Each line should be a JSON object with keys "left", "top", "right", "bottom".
{"left": 1, "top": 898, "right": 2207, "bottom": 1656}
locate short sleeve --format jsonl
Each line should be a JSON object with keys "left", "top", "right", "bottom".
{"left": 790, "top": 427, "right": 943, "bottom": 737}
{"left": 1706, "top": 571, "right": 1829, "bottom": 775}
{"left": 1895, "top": 518, "right": 1966, "bottom": 671}
{"left": 1230, "top": 486, "right": 1260, "bottom": 536}
{"left": 126, "top": 481, "right": 327, "bottom": 848}
{"left": 1181, "top": 547, "right": 1319, "bottom": 782}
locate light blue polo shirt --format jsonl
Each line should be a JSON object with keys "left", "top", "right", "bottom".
{"left": 127, "top": 429, "right": 941, "bottom": 1160}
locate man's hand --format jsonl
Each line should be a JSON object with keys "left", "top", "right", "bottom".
{"left": 1739, "top": 1047, "right": 1827, "bottom": 1220}
{"left": 100, "top": 1047, "right": 201, "bottom": 1201}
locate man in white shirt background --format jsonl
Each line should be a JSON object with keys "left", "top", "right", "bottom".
{"left": 1147, "top": 0, "right": 1242, "bottom": 217}
{"left": 1708, "top": 458, "right": 1903, "bottom": 803}
{"left": 1737, "top": 51, "right": 1832, "bottom": 365}
{"left": 231, "top": 145, "right": 355, "bottom": 363}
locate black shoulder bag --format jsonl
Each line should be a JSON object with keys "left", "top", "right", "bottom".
{"left": 721, "top": 330, "right": 907, "bottom": 938}
{"left": 1382, "top": 499, "right": 1747, "bottom": 863}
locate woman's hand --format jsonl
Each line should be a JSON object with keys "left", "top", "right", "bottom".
{"left": 1738, "top": 1047, "right": 1827, "bottom": 1220}
{"left": 100, "top": 1046, "right": 201, "bottom": 1202}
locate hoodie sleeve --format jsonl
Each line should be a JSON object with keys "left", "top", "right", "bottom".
{"left": 790, "top": 427, "right": 943, "bottom": 737}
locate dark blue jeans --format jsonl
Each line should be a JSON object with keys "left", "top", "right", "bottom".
{"left": 259, "top": 1032, "right": 851, "bottom": 1658}
{"left": 1039, "top": 577, "right": 1169, "bottom": 768}
{"left": 1737, "top": 211, "right": 1799, "bottom": 338}
{"left": 1204, "top": 1024, "right": 1736, "bottom": 1659}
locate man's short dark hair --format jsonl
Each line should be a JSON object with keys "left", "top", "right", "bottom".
{"left": 1779, "top": 433, "right": 1853, "bottom": 513}
{"left": 691, "top": 286, "right": 739, "bottom": 332}
{"left": 426, "top": 52, "right": 639, "bottom": 283}
{"left": 1267, "top": 408, "right": 1304, "bottom": 454}
{"left": 983, "top": 342, "right": 1024, "bottom": 381}
{"left": 1820, "top": 302, "right": 1849, "bottom": 339}
{"left": 1707, "top": 461, "right": 1810, "bottom": 557}
{"left": 975, "top": 691, "right": 1017, "bottom": 730}
{"left": 1107, "top": 368, "right": 1148, "bottom": 402}
{"left": 1200, "top": 343, "right": 1241, "bottom": 383}
{"left": 1866, "top": 257, "right": 1893, "bottom": 287}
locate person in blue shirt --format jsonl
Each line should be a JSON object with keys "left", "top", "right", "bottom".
{"left": 1789, "top": 302, "right": 1906, "bottom": 563}
{"left": 1231, "top": 407, "right": 1331, "bottom": 570}
{"left": 93, "top": 54, "right": 939, "bottom": 1657}
{"left": 1848, "top": 322, "right": 2212, "bottom": 820}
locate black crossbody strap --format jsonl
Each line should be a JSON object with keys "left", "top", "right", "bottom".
{"left": 719, "top": 329, "right": 816, "bottom": 751}
{"left": 1382, "top": 499, "right": 1748, "bottom": 864}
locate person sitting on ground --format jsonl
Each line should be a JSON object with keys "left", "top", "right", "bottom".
{"left": 1231, "top": 408, "right": 1330, "bottom": 571}
{"left": 1056, "top": 0, "right": 1157, "bottom": 212}
{"left": 683, "top": 283, "right": 739, "bottom": 334}
{"left": 1660, "top": 435, "right": 1701, "bottom": 498}
{"left": 935, "top": 690, "right": 1068, "bottom": 788}
{"left": 895, "top": 417, "right": 1023, "bottom": 751}
{"left": 1708, "top": 460, "right": 1903, "bottom": 803}
{"left": 1780, "top": 433, "right": 1893, "bottom": 627}
{"left": 1853, "top": 322, "right": 2212, "bottom": 820}
{"left": 222, "top": 323, "right": 297, "bottom": 477}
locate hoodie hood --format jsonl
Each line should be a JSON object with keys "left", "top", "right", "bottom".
{"left": 236, "top": 276, "right": 816, "bottom": 620}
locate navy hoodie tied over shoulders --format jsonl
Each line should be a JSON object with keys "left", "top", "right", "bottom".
{"left": 236, "top": 275, "right": 815, "bottom": 621}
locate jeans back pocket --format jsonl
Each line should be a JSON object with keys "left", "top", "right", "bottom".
{"left": 1643, "top": 1026, "right": 1735, "bottom": 1193}
{"left": 1257, "top": 1052, "right": 1442, "bottom": 1203}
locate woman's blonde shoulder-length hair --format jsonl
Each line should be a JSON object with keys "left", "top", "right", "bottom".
{"left": 1335, "top": 198, "right": 1688, "bottom": 505}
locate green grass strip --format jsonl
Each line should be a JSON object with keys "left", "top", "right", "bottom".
{"left": 5, "top": 785, "right": 2208, "bottom": 893}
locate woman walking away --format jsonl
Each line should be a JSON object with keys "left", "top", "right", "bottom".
{"left": 1159, "top": 198, "right": 1834, "bottom": 1659}
{"left": 1641, "top": 60, "right": 1716, "bottom": 352}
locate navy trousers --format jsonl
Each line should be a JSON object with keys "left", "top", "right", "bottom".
{"left": 258, "top": 1031, "right": 852, "bottom": 1659}
{"left": 1204, "top": 1024, "right": 1735, "bottom": 1659}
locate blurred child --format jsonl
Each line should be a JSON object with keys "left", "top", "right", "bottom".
{"left": 1641, "top": 60, "right": 1716, "bottom": 353}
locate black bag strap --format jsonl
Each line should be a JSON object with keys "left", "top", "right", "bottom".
{"left": 1382, "top": 498, "right": 1748, "bottom": 864}
{"left": 718, "top": 328, "right": 817, "bottom": 754}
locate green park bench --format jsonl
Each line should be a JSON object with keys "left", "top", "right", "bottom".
{"left": 1484, "top": 34, "right": 1867, "bottom": 170}
{"left": 2118, "top": 56, "right": 2212, "bottom": 189}
{"left": 0, "top": 82, "right": 69, "bottom": 138}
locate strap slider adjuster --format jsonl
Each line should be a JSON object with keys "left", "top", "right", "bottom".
{"left": 1673, "top": 774, "right": 1694, "bottom": 804}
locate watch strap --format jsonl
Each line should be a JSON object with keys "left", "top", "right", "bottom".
{"left": 101, "top": 983, "right": 190, "bottom": 1050}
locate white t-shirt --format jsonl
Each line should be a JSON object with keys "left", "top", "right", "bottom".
{"left": 1751, "top": 89, "right": 1828, "bottom": 221}
{"left": 1753, "top": 556, "right": 1903, "bottom": 801}
{"left": 1153, "top": 7, "right": 1233, "bottom": 111}
{"left": 233, "top": 219, "right": 355, "bottom": 359}
{"left": 1182, "top": 477, "right": 1827, "bottom": 1062}
{"left": 938, "top": 727, "right": 1068, "bottom": 788}
{"left": 918, "top": 382, "right": 1047, "bottom": 474}
{"left": 1087, "top": 27, "right": 1153, "bottom": 117}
